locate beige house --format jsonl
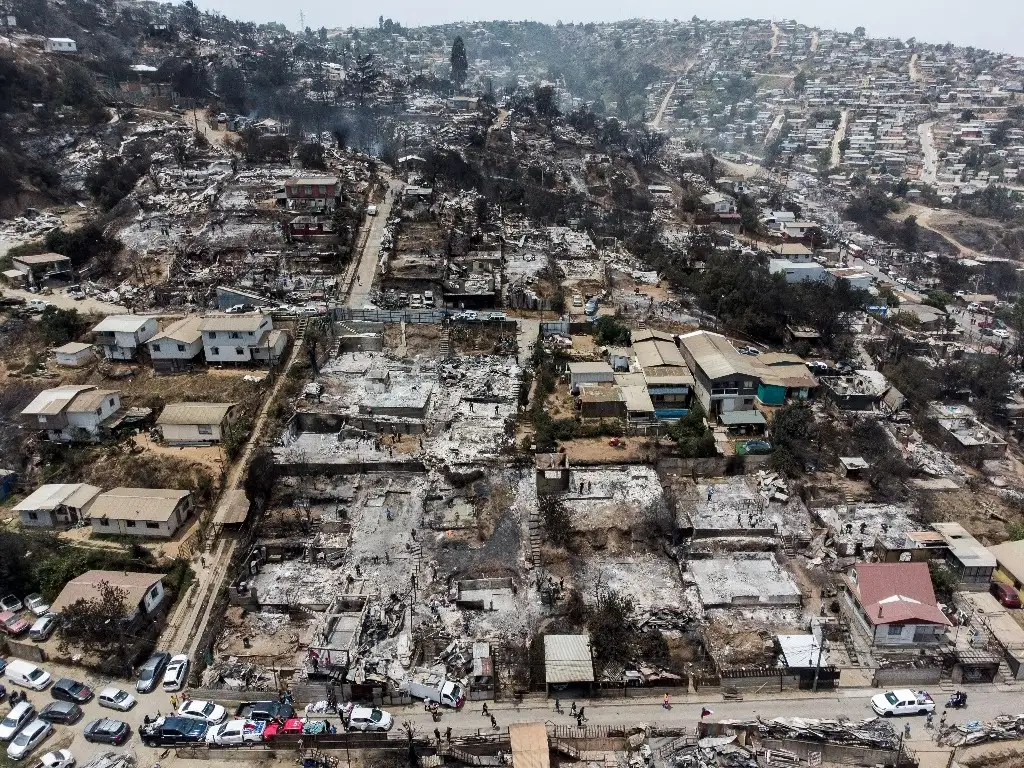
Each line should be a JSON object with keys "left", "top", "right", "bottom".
{"left": 50, "top": 571, "right": 167, "bottom": 623}
{"left": 156, "top": 402, "right": 237, "bottom": 445}
{"left": 89, "top": 488, "right": 195, "bottom": 538}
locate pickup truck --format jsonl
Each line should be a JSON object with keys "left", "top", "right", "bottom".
{"left": 234, "top": 701, "right": 295, "bottom": 721}
{"left": 870, "top": 689, "right": 935, "bottom": 716}
{"left": 401, "top": 670, "right": 465, "bottom": 709}
{"left": 138, "top": 716, "right": 209, "bottom": 747}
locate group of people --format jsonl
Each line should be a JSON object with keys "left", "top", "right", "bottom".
{"left": 553, "top": 699, "right": 589, "bottom": 727}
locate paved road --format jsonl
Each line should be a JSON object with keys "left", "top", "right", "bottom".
{"left": 919, "top": 121, "right": 938, "bottom": 185}
{"left": 2, "top": 287, "right": 127, "bottom": 315}
{"left": 651, "top": 78, "right": 679, "bottom": 129}
{"left": 346, "top": 179, "right": 404, "bottom": 309}
{"left": 4, "top": 647, "right": 1019, "bottom": 765}
{"left": 830, "top": 109, "right": 849, "bottom": 168}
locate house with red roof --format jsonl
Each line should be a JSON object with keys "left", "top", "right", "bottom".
{"left": 843, "top": 562, "right": 950, "bottom": 647}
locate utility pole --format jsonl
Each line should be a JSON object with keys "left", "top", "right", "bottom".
{"left": 811, "top": 616, "right": 826, "bottom": 692}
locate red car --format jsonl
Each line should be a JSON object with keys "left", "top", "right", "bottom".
{"left": 990, "top": 582, "right": 1022, "bottom": 608}
{"left": 0, "top": 610, "right": 30, "bottom": 636}
{"left": 263, "top": 718, "right": 304, "bottom": 740}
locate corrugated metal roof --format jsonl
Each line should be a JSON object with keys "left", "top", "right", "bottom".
{"left": 213, "top": 489, "right": 251, "bottom": 526}
{"left": 15, "top": 483, "right": 100, "bottom": 512}
{"left": 543, "top": 634, "right": 595, "bottom": 684}
{"left": 509, "top": 723, "right": 550, "bottom": 768}
{"left": 157, "top": 402, "right": 235, "bottom": 426}
{"left": 719, "top": 410, "right": 767, "bottom": 426}
{"left": 567, "top": 362, "right": 614, "bottom": 375}
{"left": 21, "top": 385, "right": 96, "bottom": 416}
{"left": 619, "top": 385, "right": 655, "bottom": 414}
{"left": 89, "top": 488, "right": 190, "bottom": 522}
{"left": 199, "top": 314, "right": 269, "bottom": 332}
{"left": 12, "top": 252, "right": 70, "bottom": 265}
{"left": 50, "top": 570, "right": 166, "bottom": 614}
{"left": 633, "top": 339, "right": 688, "bottom": 370}
{"left": 92, "top": 315, "right": 156, "bottom": 333}
{"left": 66, "top": 389, "right": 118, "bottom": 413}
{"left": 54, "top": 342, "right": 93, "bottom": 354}
{"left": 150, "top": 316, "right": 204, "bottom": 344}
{"left": 679, "top": 331, "right": 760, "bottom": 381}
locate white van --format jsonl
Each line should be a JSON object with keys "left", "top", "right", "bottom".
{"left": 5, "top": 660, "right": 53, "bottom": 691}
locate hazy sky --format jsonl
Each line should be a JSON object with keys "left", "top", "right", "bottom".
{"left": 191, "top": 0, "right": 1024, "bottom": 56}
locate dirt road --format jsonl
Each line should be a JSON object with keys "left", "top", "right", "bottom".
{"left": 2, "top": 286, "right": 127, "bottom": 314}
{"left": 909, "top": 52, "right": 921, "bottom": 82}
{"left": 829, "top": 109, "right": 849, "bottom": 168}
{"left": 918, "top": 121, "right": 938, "bottom": 184}
{"left": 346, "top": 178, "right": 404, "bottom": 309}
{"left": 770, "top": 21, "right": 780, "bottom": 55}
{"left": 183, "top": 107, "right": 233, "bottom": 149}
{"left": 898, "top": 202, "right": 985, "bottom": 258}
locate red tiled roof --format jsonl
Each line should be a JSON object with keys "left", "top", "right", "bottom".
{"left": 849, "top": 562, "right": 950, "bottom": 627}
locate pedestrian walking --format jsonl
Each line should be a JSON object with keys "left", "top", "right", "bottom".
{"left": 445, "top": 727, "right": 452, "bottom": 743}
{"left": 578, "top": 706, "right": 586, "bottom": 722}
{"left": 554, "top": 698, "right": 562, "bottom": 714}
{"left": 170, "top": 695, "right": 179, "bottom": 710}
{"left": 490, "top": 714, "right": 498, "bottom": 731}
{"left": 482, "top": 703, "right": 489, "bottom": 716}
{"left": 940, "top": 710, "right": 947, "bottom": 728}
{"left": 663, "top": 694, "right": 671, "bottom": 710}
{"left": 434, "top": 728, "right": 441, "bottom": 743}
{"left": 576, "top": 713, "right": 583, "bottom": 728}
{"left": 904, "top": 723, "right": 911, "bottom": 739}
{"left": 570, "top": 702, "right": 577, "bottom": 716}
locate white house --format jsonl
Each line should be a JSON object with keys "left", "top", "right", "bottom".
{"left": 566, "top": 362, "right": 615, "bottom": 388}
{"left": 44, "top": 38, "right": 77, "bottom": 53}
{"left": 89, "top": 488, "right": 195, "bottom": 538}
{"left": 15, "top": 483, "right": 101, "bottom": 528}
{"left": 21, "top": 385, "right": 122, "bottom": 442}
{"left": 156, "top": 402, "right": 238, "bottom": 445}
{"left": 53, "top": 342, "right": 95, "bottom": 367}
{"left": 147, "top": 316, "right": 205, "bottom": 374}
{"left": 92, "top": 316, "right": 159, "bottom": 360}
{"left": 700, "top": 192, "right": 737, "bottom": 215}
{"left": 50, "top": 571, "right": 167, "bottom": 623}
{"left": 769, "top": 259, "right": 827, "bottom": 283}
{"left": 199, "top": 313, "right": 287, "bottom": 365}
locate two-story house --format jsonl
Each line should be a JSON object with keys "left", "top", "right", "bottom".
{"left": 678, "top": 331, "right": 761, "bottom": 415}
{"left": 284, "top": 175, "right": 341, "bottom": 212}
{"left": 21, "top": 385, "right": 122, "bottom": 442}
{"left": 92, "top": 315, "right": 159, "bottom": 360}
{"left": 147, "top": 316, "right": 205, "bottom": 373}
{"left": 198, "top": 314, "right": 287, "bottom": 366}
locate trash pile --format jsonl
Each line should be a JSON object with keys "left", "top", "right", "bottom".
{"left": 937, "top": 714, "right": 1024, "bottom": 747}
{"left": 755, "top": 471, "right": 790, "bottom": 503}
{"left": 750, "top": 717, "right": 900, "bottom": 750}
{"left": 636, "top": 606, "right": 699, "bottom": 631}
{"left": 201, "top": 658, "right": 277, "bottom": 690}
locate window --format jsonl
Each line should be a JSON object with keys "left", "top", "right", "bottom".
{"left": 108, "top": 398, "right": 115, "bottom": 407}
{"left": 99, "top": 518, "right": 109, "bottom": 527}
{"left": 318, "top": 185, "right": 327, "bottom": 195}
{"left": 152, "top": 344, "right": 161, "bottom": 352}
{"left": 207, "top": 331, "right": 216, "bottom": 339}
{"left": 887, "top": 625, "right": 903, "bottom": 636}
{"left": 28, "top": 512, "right": 38, "bottom": 521}
{"left": 210, "top": 347, "right": 219, "bottom": 354}
{"left": 235, "top": 347, "right": 244, "bottom": 355}
{"left": 230, "top": 332, "right": 240, "bottom": 339}
{"left": 743, "top": 380, "right": 754, "bottom": 388}
{"left": 198, "top": 425, "right": 213, "bottom": 435}
{"left": 149, "top": 586, "right": 160, "bottom": 599}
{"left": 177, "top": 344, "right": 185, "bottom": 352}
{"left": 145, "top": 522, "right": 160, "bottom": 529}
{"left": 39, "top": 416, "right": 47, "bottom": 424}
{"left": 126, "top": 520, "right": 136, "bottom": 528}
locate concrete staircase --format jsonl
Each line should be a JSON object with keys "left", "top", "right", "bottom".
{"left": 439, "top": 328, "right": 452, "bottom": 358}
{"left": 527, "top": 510, "right": 543, "bottom": 568}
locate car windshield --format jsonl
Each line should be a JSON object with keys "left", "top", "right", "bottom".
{"left": 884, "top": 693, "right": 899, "bottom": 704}
{"left": 13, "top": 731, "right": 30, "bottom": 746}
{"left": 113, "top": 691, "right": 128, "bottom": 702}
{"left": 28, "top": 669, "right": 43, "bottom": 681}
{"left": 201, "top": 703, "right": 215, "bottom": 716}
{"left": 370, "top": 710, "right": 383, "bottom": 722}
{"left": 1, "top": 715, "right": 16, "bottom": 728}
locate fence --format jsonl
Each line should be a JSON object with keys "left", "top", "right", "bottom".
{"left": 4, "top": 640, "right": 45, "bottom": 663}
{"left": 761, "top": 739, "right": 900, "bottom": 767}
{"left": 593, "top": 680, "right": 690, "bottom": 698}
{"left": 871, "top": 666, "right": 943, "bottom": 687}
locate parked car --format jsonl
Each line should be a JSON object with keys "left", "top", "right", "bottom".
{"left": 225, "top": 303, "right": 255, "bottom": 314}
{"left": 366, "top": 205, "right": 378, "bottom": 216}
{"left": 23, "top": 596, "right": 49, "bottom": 618}
{"left": 0, "top": 612, "right": 30, "bottom": 637}
{"left": 206, "top": 719, "right": 266, "bottom": 746}
{"left": 7, "top": 718, "right": 52, "bottom": 760}
{"left": 38, "top": 702, "right": 83, "bottom": 726}
{"left": 83, "top": 719, "right": 131, "bottom": 746}
{"left": 233, "top": 701, "right": 294, "bottom": 721}
{"left": 138, "top": 716, "right": 207, "bottom": 747}
{"left": 26, "top": 301, "right": 49, "bottom": 314}
{"left": 34, "top": 749, "right": 75, "bottom": 768}
{"left": 29, "top": 615, "right": 57, "bottom": 642}
{"left": 161, "top": 655, "right": 189, "bottom": 692}
{"left": 870, "top": 689, "right": 935, "bottom": 716}
{"left": 423, "top": 290, "right": 435, "bottom": 307}
{"left": 455, "top": 310, "right": 478, "bottom": 321}
{"left": 0, "top": 702, "right": 36, "bottom": 741}
{"left": 51, "top": 679, "right": 92, "bottom": 704}
{"left": 0, "top": 659, "right": 7, "bottom": 675}
{"left": 990, "top": 581, "right": 1022, "bottom": 609}
{"left": 177, "top": 700, "right": 226, "bottom": 725}
{"left": 345, "top": 706, "right": 394, "bottom": 732}
{"left": 4, "top": 661, "right": 51, "bottom": 691}
{"left": 97, "top": 687, "right": 136, "bottom": 712}
{"left": 135, "top": 652, "right": 170, "bottom": 693}
{"left": 0, "top": 596, "right": 23, "bottom": 613}
{"left": 993, "top": 328, "right": 1011, "bottom": 339}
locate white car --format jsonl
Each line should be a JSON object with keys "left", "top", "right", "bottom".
{"left": 346, "top": 706, "right": 394, "bottom": 732}
{"left": 97, "top": 687, "right": 136, "bottom": 712}
{"left": 28, "top": 615, "right": 57, "bottom": 642}
{"left": 992, "top": 328, "right": 1011, "bottom": 339}
{"left": 367, "top": 205, "right": 378, "bottom": 216}
{"left": 37, "top": 749, "right": 75, "bottom": 768}
{"left": 206, "top": 719, "right": 266, "bottom": 746}
{"left": 177, "top": 700, "right": 226, "bottom": 725}
{"left": 0, "top": 703, "right": 36, "bottom": 742}
{"left": 7, "top": 718, "right": 52, "bottom": 760}
{"left": 870, "top": 689, "right": 935, "bottom": 716}
{"left": 24, "top": 595, "right": 49, "bottom": 617}
{"left": 161, "top": 655, "right": 189, "bottom": 692}
{"left": 26, "top": 300, "right": 49, "bottom": 313}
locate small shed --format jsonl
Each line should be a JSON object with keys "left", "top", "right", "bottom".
{"left": 543, "top": 634, "right": 595, "bottom": 695}
{"left": 839, "top": 456, "right": 869, "bottom": 479}
{"left": 718, "top": 409, "right": 767, "bottom": 436}
{"left": 509, "top": 723, "right": 550, "bottom": 768}
{"left": 566, "top": 361, "right": 614, "bottom": 388}
{"left": 54, "top": 342, "right": 95, "bottom": 367}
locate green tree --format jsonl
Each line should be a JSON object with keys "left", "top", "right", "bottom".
{"left": 450, "top": 36, "right": 468, "bottom": 88}
{"left": 793, "top": 70, "right": 807, "bottom": 94}
{"left": 899, "top": 215, "right": 919, "bottom": 252}
{"left": 39, "top": 307, "right": 84, "bottom": 346}
{"left": 593, "top": 316, "right": 630, "bottom": 346}
{"left": 56, "top": 581, "right": 137, "bottom": 675}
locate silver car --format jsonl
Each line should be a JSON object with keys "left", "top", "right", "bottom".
{"left": 7, "top": 718, "right": 52, "bottom": 760}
